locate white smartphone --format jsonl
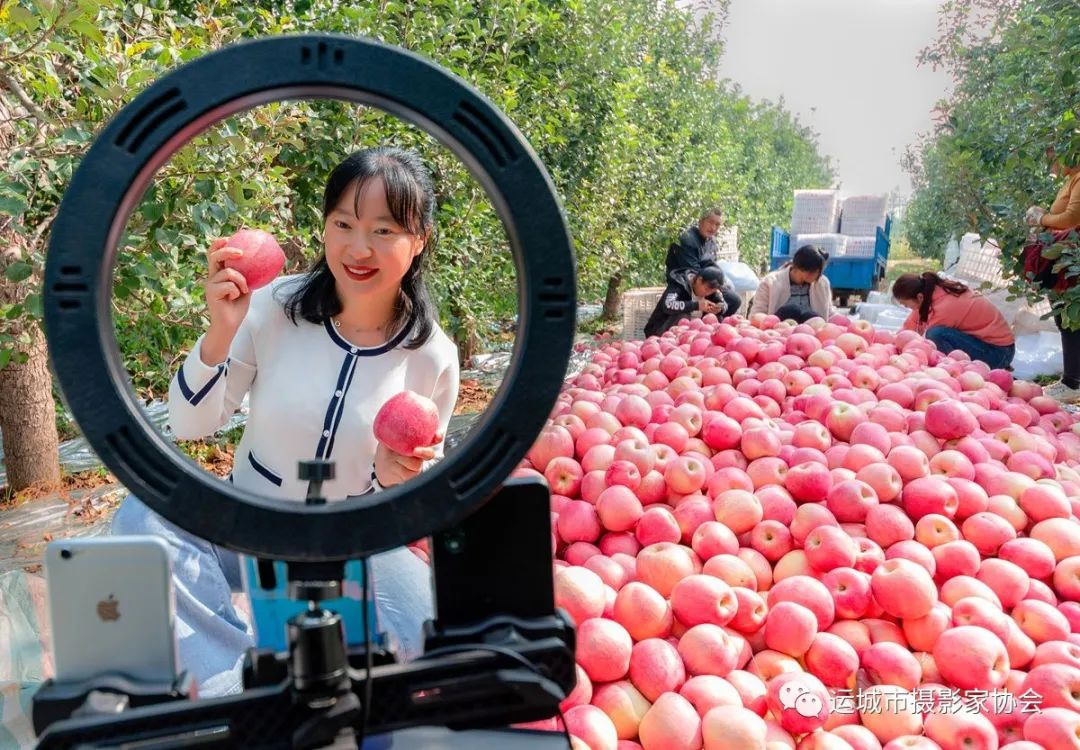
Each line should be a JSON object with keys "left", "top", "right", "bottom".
{"left": 45, "top": 536, "right": 180, "bottom": 685}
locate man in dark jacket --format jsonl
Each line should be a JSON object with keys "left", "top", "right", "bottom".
{"left": 665, "top": 208, "right": 723, "bottom": 276}
{"left": 665, "top": 208, "right": 741, "bottom": 316}
{"left": 644, "top": 265, "right": 728, "bottom": 338}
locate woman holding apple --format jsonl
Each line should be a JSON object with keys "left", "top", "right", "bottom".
{"left": 891, "top": 272, "right": 1014, "bottom": 370}
{"left": 111, "top": 146, "right": 460, "bottom": 696}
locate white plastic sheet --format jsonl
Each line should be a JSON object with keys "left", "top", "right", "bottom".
{"left": 852, "top": 302, "right": 910, "bottom": 327}
{"left": 1013, "top": 331, "right": 1065, "bottom": 381}
{"left": 716, "top": 261, "right": 760, "bottom": 294}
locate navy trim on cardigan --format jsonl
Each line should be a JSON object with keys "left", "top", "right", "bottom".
{"left": 248, "top": 451, "right": 283, "bottom": 486}
{"left": 324, "top": 355, "right": 360, "bottom": 459}
{"left": 177, "top": 361, "right": 226, "bottom": 406}
{"left": 323, "top": 314, "right": 416, "bottom": 355}
{"left": 316, "top": 354, "right": 357, "bottom": 459}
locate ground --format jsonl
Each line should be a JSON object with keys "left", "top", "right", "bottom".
{"left": 884, "top": 240, "right": 942, "bottom": 287}
{"left": 1, "top": 470, "right": 118, "bottom": 508}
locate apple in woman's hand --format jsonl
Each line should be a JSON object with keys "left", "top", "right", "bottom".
{"left": 222, "top": 229, "right": 286, "bottom": 290}
{"left": 374, "top": 391, "right": 440, "bottom": 456}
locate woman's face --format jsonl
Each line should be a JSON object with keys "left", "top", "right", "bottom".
{"left": 790, "top": 267, "right": 820, "bottom": 285}
{"left": 323, "top": 176, "right": 425, "bottom": 303}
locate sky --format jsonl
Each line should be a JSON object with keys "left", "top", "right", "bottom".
{"left": 717, "top": 0, "right": 953, "bottom": 200}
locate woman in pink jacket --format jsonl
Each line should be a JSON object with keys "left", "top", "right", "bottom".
{"left": 892, "top": 272, "right": 1014, "bottom": 369}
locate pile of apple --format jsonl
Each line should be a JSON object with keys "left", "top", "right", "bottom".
{"left": 514, "top": 311, "right": 1080, "bottom": 750}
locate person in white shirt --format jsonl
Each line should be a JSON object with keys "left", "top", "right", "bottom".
{"left": 111, "top": 146, "right": 460, "bottom": 696}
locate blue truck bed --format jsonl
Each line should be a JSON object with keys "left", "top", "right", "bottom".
{"left": 769, "top": 215, "right": 892, "bottom": 303}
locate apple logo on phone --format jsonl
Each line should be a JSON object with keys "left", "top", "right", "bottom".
{"left": 96, "top": 594, "right": 120, "bottom": 622}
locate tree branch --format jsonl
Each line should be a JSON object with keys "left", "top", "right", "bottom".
{"left": 0, "top": 0, "right": 71, "bottom": 64}
{"left": 0, "top": 72, "right": 52, "bottom": 125}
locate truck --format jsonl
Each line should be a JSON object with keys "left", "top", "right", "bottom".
{"left": 768, "top": 214, "right": 893, "bottom": 308}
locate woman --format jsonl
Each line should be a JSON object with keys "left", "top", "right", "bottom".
{"left": 892, "top": 272, "right": 1014, "bottom": 369}
{"left": 111, "top": 146, "right": 460, "bottom": 696}
{"left": 1026, "top": 150, "right": 1080, "bottom": 402}
{"left": 750, "top": 244, "right": 833, "bottom": 322}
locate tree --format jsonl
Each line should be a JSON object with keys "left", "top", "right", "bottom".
{"left": 904, "top": 0, "right": 1080, "bottom": 318}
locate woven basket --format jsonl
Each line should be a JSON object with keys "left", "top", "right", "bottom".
{"left": 622, "top": 287, "right": 666, "bottom": 341}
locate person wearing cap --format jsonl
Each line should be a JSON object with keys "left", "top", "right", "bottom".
{"left": 644, "top": 265, "right": 728, "bottom": 337}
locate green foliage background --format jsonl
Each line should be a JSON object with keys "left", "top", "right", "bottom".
{"left": 1, "top": 0, "right": 832, "bottom": 399}
{"left": 902, "top": 0, "right": 1080, "bottom": 322}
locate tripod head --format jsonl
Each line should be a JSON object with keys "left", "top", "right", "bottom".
{"left": 32, "top": 33, "right": 578, "bottom": 749}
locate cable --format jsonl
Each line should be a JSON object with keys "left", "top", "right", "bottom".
{"left": 415, "top": 642, "right": 574, "bottom": 748}
{"left": 355, "top": 556, "right": 373, "bottom": 747}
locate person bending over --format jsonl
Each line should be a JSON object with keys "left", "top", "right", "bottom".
{"left": 892, "top": 272, "right": 1014, "bottom": 369}
{"left": 644, "top": 265, "right": 727, "bottom": 337}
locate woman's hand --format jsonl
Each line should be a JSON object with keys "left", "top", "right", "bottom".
{"left": 700, "top": 299, "right": 723, "bottom": 315}
{"left": 374, "top": 432, "right": 444, "bottom": 488}
{"left": 1026, "top": 205, "right": 1047, "bottom": 227}
{"left": 199, "top": 239, "right": 252, "bottom": 365}
{"left": 205, "top": 238, "right": 252, "bottom": 334}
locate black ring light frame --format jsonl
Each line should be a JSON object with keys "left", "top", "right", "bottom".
{"left": 43, "top": 34, "right": 577, "bottom": 562}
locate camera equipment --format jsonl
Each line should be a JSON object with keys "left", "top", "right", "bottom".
{"left": 33, "top": 33, "right": 577, "bottom": 749}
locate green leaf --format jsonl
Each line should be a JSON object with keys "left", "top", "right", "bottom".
{"left": 0, "top": 349, "right": 11, "bottom": 371}
{"left": 5, "top": 5, "right": 37, "bottom": 29}
{"left": 0, "top": 194, "right": 28, "bottom": 217}
{"left": 127, "top": 68, "right": 157, "bottom": 88}
{"left": 1063, "top": 71, "right": 1077, "bottom": 88}
{"left": 3, "top": 261, "right": 33, "bottom": 283}
{"left": 70, "top": 18, "right": 105, "bottom": 43}
{"left": 23, "top": 293, "right": 42, "bottom": 318}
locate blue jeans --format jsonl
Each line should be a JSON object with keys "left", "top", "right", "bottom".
{"left": 110, "top": 495, "right": 434, "bottom": 697}
{"left": 925, "top": 326, "right": 1015, "bottom": 369}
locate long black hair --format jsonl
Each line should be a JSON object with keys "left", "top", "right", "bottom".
{"left": 280, "top": 146, "right": 437, "bottom": 349}
{"left": 892, "top": 271, "right": 968, "bottom": 325}
{"left": 785, "top": 245, "right": 828, "bottom": 275}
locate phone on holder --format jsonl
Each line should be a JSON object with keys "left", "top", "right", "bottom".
{"left": 241, "top": 556, "right": 384, "bottom": 653}
{"left": 44, "top": 536, "right": 179, "bottom": 685}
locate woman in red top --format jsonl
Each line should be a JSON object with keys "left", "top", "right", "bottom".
{"left": 892, "top": 272, "right": 1015, "bottom": 370}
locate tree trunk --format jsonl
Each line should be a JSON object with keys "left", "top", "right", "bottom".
{"left": 601, "top": 273, "right": 623, "bottom": 321}
{"left": 0, "top": 321, "right": 60, "bottom": 491}
{"left": 0, "top": 91, "right": 61, "bottom": 491}
{"left": 447, "top": 298, "right": 479, "bottom": 368}
{"left": 0, "top": 233, "right": 61, "bottom": 491}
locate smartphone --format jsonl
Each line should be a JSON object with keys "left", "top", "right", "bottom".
{"left": 44, "top": 536, "right": 179, "bottom": 685}
{"left": 241, "top": 556, "right": 383, "bottom": 653}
